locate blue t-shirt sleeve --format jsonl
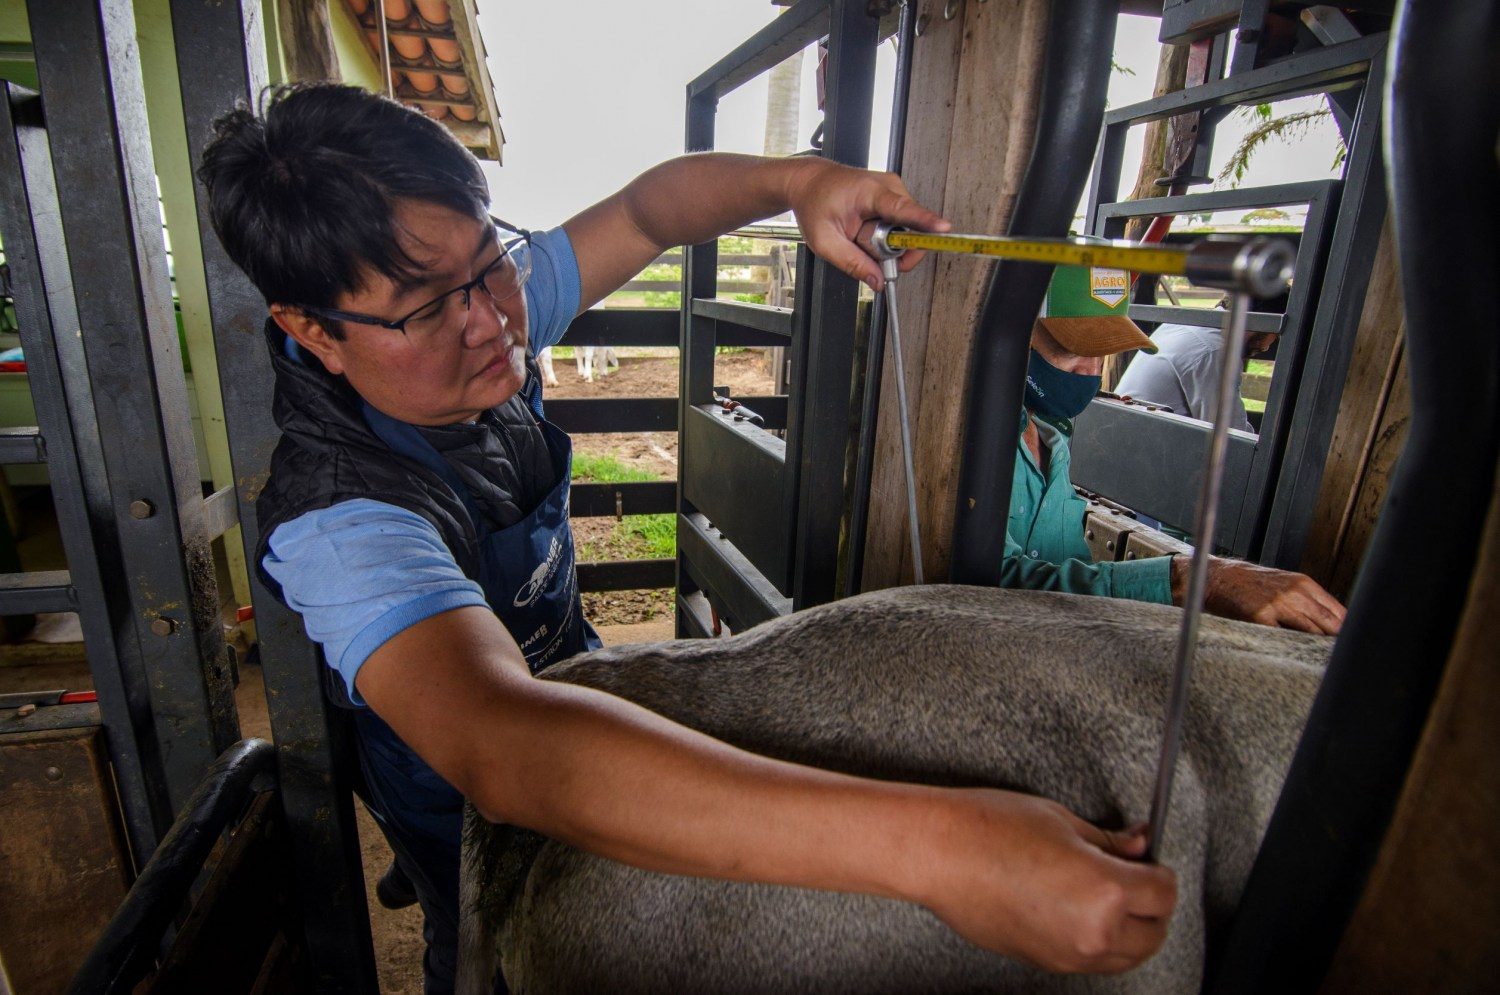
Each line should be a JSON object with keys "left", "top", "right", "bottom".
{"left": 522, "top": 226, "right": 582, "bottom": 353}
{"left": 263, "top": 499, "right": 490, "bottom": 705}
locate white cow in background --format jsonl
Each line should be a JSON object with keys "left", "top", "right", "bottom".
{"left": 536, "top": 347, "right": 560, "bottom": 387}
{"left": 576, "top": 345, "right": 619, "bottom": 383}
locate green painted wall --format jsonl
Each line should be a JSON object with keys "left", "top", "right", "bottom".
{"left": 330, "top": 0, "right": 382, "bottom": 92}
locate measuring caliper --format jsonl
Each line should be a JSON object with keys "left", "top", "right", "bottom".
{"left": 856, "top": 221, "right": 1295, "bottom": 861}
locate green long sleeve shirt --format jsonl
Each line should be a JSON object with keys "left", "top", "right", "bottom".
{"left": 1002, "top": 413, "right": 1173, "bottom": 605}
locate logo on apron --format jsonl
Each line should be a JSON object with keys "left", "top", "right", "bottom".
{"left": 514, "top": 534, "right": 564, "bottom": 608}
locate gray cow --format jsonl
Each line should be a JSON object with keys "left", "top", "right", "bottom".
{"left": 460, "top": 586, "right": 1329, "bottom": 993}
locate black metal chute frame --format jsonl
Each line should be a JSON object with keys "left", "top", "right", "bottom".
{"left": 69, "top": 738, "right": 276, "bottom": 995}
{"left": 675, "top": 0, "right": 879, "bottom": 634}
{"left": 1209, "top": 3, "right": 1500, "bottom": 987}
{"left": 1073, "top": 30, "right": 1389, "bottom": 564}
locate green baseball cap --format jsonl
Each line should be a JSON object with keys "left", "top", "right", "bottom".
{"left": 1037, "top": 262, "right": 1157, "bottom": 356}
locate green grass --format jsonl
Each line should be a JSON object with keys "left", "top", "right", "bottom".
{"left": 621, "top": 513, "right": 676, "bottom": 559}
{"left": 572, "top": 452, "right": 658, "bottom": 484}
{"left": 572, "top": 454, "right": 676, "bottom": 560}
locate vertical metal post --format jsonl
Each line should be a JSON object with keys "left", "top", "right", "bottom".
{"left": 28, "top": 0, "right": 238, "bottom": 813}
{"left": 674, "top": 88, "right": 719, "bottom": 636}
{"left": 0, "top": 84, "right": 168, "bottom": 859}
{"left": 167, "top": 0, "right": 379, "bottom": 987}
{"left": 789, "top": 0, "right": 876, "bottom": 609}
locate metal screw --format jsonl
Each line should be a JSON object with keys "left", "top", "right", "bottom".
{"left": 1085, "top": 528, "right": 1095, "bottom": 540}
{"left": 1106, "top": 539, "right": 1116, "bottom": 551}
{"left": 1126, "top": 551, "right": 1137, "bottom": 560}
{"left": 129, "top": 499, "right": 154, "bottom": 520}
{"left": 915, "top": 9, "right": 929, "bottom": 34}
{"left": 943, "top": 0, "right": 960, "bottom": 19}
{"left": 44, "top": 766, "right": 62, "bottom": 782}
{"left": 151, "top": 617, "right": 176, "bottom": 637}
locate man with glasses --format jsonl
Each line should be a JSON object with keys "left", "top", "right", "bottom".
{"left": 200, "top": 84, "right": 1176, "bottom": 992}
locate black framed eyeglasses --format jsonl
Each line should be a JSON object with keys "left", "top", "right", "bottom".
{"left": 298, "top": 218, "right": 532, "bottom": 345}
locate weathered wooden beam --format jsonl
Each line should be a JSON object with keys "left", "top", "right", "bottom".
{"left": 1298, "top": 220, "right": 1406, "bottom": 598}
{"left": 276, "top": 0, "right": 339, "bottom": 82}
{"left": 862, "top": 0, "right": 1051, "bottom": 589}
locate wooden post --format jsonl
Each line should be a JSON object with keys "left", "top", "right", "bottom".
{"left": 862, "top": 0, "right": 1051, "bottom": 589}
{"left": 275, "top": 0, "right": 339, "bottom": 82}
{"left": 1298, "top": 220, "right": 1408, "bottom": 599}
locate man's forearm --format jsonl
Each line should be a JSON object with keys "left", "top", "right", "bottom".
{"left": 618, "top": 152, "right": 812, "bottom": 251}
{"left": 467, "top": 671, "right": 936, "bottom": 905}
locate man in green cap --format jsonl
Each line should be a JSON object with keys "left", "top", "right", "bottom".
{"left": 1003, "top": 266, "right": 1346, "bottom": 635}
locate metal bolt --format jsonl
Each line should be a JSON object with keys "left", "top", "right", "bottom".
{"left": 1126, "top": 551, "right": 1137, "bottom": 560}
{"left": 915, "top": 10, "right": 929, "bottom": 34}
{"left": 1106, "top": 539, "right": 1116, "bottom": 551}
{"left": 129, "top": 499, "right": 154, "bottom": 520}
{"left": 44, "top": 766, "right": 62, "bottom": 782}
{"left": 151, "top": 617, "right": 176, "bottom": 637}
{"left": 943, "top": 0, "right": 960, "bottom": 18}
{"left": 1085, "top": 528, "right": 1095, "bottom": 540}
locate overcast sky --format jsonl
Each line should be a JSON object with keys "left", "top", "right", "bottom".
{"left": 474, "top": 6, "right": 1344, "bottom": 231}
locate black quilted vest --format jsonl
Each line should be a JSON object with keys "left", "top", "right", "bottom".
{"left": 252, "top": 319, "right": 548, "bottom": 604}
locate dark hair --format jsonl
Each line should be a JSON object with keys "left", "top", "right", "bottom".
{"left": 197, "top": 83, "right": 490, "bottom": 333}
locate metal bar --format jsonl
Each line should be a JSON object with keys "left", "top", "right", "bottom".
{"left": 948, "top": 0, "right": 1119, "bottom": 586}
{"left": 690, "top": 298, "right": 794, "bottom": 338}
{"left": 0, "top": 700, "right": 101, "bottom": 734}
{"left": 1211, "top": 6, "right": 1500, "bottom": 986}
{"left": 674, "top": 86, "right": 719, "bottom": 637}
{"left": 559, "top": 309, "right": 677, "bottom": 348}
{"left": 167, "top": 0, "right": 379, "bottom": 987}
{"left": 548, "top": 397, "right": 678, "bottom": 434}
{"left": 682, "top": 405, "right": 789, "bottom": 589}
{"left": 0, "top": 425, "right": 45, "bottom": 463}
{"left": 0, "top": 569, "right": 77, "bottom": 613}
{"left": 1085, "top": 122, "right": 1129, "bottom": 238}
{"left": 1222, "top": 180, "right": 1341, "bottom": 553}
{"left": 1095, "top": 179, "right": 1336, "bottom": 221}
{"left": 571, "top": 481, "right": 677, "bottom": 519}
{"left": 1103, "top": 33, "right": 1386, "bottom": 126}
{"left": 0, "top": 83, "right": 167, "bottom": 859}
{"left": 558, "top": 308, "right": 788, "bottom": 349}
{"left": 1129, "top": 303, "right": 1283, "bottom": 334}
{"left": 69, "top": 738, "right": 274, "bottom": 995}
{"left": 1258, "top": 62, "right": 1388, "bottom": 568}
{"left": 674, "top": 591, "right": 714, "bottom": 639}
{"left": 1070, "top": 400, "right": 1255, "bottom": 543}
{"left": 678, "top": 513, "right": 791, "bottom": 631}
{"left": 576, "top": 558, "right": 675, "bottom": 592}
{"left": 789, "top": 0, "right": 876, "bottom": 609}
{"left": 202, "top": 485, "right": 239, "bottom": 541}
{"left": 687, "top": 0, "right": 830, "bottom": 100}
{"left": 30, "top": 0, "right": 238, "bottom": 814}
{"left": 1146, "top": 291, "right": 1252, "bottom": 861}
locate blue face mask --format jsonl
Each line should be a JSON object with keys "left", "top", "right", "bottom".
{"left": 1024, "top": 349, "right": 1100, "bottom": 421}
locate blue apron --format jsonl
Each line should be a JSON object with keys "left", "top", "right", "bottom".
{"left": 349, "top": 370, "right": 601, "bottom": 990}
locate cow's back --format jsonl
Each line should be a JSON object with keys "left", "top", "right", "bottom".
{"left": 461, "top": 586, "right": 1329, "bottom": 994}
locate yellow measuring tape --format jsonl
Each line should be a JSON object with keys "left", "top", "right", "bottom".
{"left": 882, "top": 229, "right": 1190, "bottom": 276}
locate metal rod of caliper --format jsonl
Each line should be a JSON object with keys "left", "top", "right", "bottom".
{"left": 879, "top": 257, "right": 925, "bottom": 584}
{"left": 858, "top": 222, "right": 1296, "bottom": 861}
{"left": 1145, "top": 237, "right": 1294, "bottom": 860}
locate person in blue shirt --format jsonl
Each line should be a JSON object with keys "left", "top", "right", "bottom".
{"left": 199, "top": 83, "right": 1177, "bottom": 991}
{"left": 1004, "top": 269, "right": 1345, "bottom": 634}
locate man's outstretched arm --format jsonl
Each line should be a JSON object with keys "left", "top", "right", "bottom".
{"left": 357, "top": 606, "right": 1178, "bottom": 974}
{"left": 562, "top": 152, "right": 950, "bottom": 312}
